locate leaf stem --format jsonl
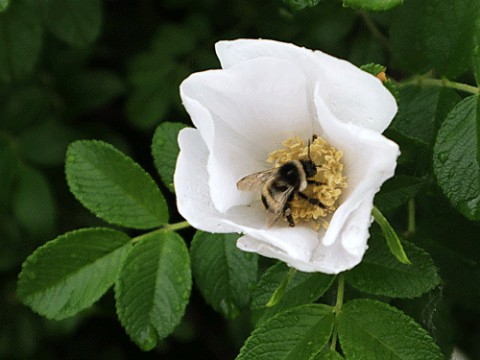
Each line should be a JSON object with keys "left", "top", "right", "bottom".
{"left": 132, "top": 221, "right": 190, "bottom": 243}
{"left": 266, "top": 267, "right": 297, "bottom": 307}
{"left": 330, "top": 274, "right": 345, "bottom": 351}
{"left": 398, "top": 76, "right": 480, "bottom": 95}
{"left": 406, "top": 198, "right": 416, "bottom": 237}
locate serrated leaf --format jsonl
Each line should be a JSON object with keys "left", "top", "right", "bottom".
{"left": 65, "top": 140, "right": 168, "bottom": 229}
{"left": 236, "top": 304, "right": 334, "bottom": 360}
{"left": 372, "top": 207, "right": 410, "bottom": 264}
{"left": 19, "top": 118, "right": 81, "bottom": 167}
{"left": 13, "top": 166, "right": 56, "bottom": 236}
{"left": 0, "top": 0, "right": 42, "bottom": 82}
{"left": 44, "top": 0, "right": 102, "bottom": 47}
{"left": 345, "top": 235, "right": 440, "bottom": 298}
{"left": 343, "top": 0, "right": 403, "bottom": 11}
{"left": 338, "top": 299, "right": 444, "bottom": 360}
{"left": 190, "top": 231, "right": 258, "bottom": 319}
{"left": 282, "top": 0, "right": 321, "bottom": 10}
{"left": 115, "top": 231, "right": 191, "bottom": 351}
{"left": 374, "top": 175, "right": 425, "bottom": 212}
{"left": 152, "top": 122, "right": 187, "bottom": 192}
{"left": 17, "top": 228, "right": 132, "bottom": 320}
{"left": 251, "top": 262, "right": 334, "bottom": 323}
{"left": 434, "top": 95, "right": 480, "bottom": 220}
{"left": 424, "top": 0, "right": 480, "bottom": 78}
{"left": 391, "top": 85, "right": 461, "bottom": 145}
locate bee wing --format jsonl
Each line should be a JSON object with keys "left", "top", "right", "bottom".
{"left": 266, "top": 186, "right": 295, "bottom": 227}
{"left": 237, "top": 168, "right": 277, "bottom": 191}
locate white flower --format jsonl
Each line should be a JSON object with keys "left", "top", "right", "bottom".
{"left": 174, "top": 39, "right": 399, "bottom": 274}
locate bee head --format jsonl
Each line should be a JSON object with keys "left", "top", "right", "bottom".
{"left": 300, "top": 159, "right": 317, "bottom": 178}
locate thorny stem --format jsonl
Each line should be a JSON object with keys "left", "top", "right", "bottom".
{"left": 358, "top": 11, "right": 392, "bottom": 53}
{"left": 397, "top": 76, "right": 480, "bottom": 95}
{"left": 330, "top": 274, "right": 345, "bottom": 351}
{"left": 132, "top": 221, "right": 190, "bottom": 243}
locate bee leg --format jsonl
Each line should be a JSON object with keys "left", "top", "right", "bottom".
{"left": 284, "top": 206, "right": 296, "bottom": 227}
{"left": 298, "top": 192, "right": 325, "bottom": 208}
{"left": 307, "top": 180, "right": 324, "bottom": 186}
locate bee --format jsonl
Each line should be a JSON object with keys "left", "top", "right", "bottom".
{"left": 236, "top": 140, "right": 325, "bottom": 227}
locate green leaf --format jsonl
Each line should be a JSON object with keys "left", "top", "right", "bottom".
{"left": 0, "top": 0, "right": 42, "bottom": 82}
{"left": 338, "top": 299, "right": 444, "bottom": 360}
{"left": 236, "top": 304, "right": 334, "bottom": 360}
{"left": 345, "top": 235, "right": 441, "bottom": 298}
{"left": 13, "top": 166, "right": 56, "bottom": 236}
{"left": 190, "top": 231, "right": 258, "bottom": 319}
{"left": 372, "top": 207, "right": 410, "bottom": 264}
{"left": 19, "top": 118, "right": 81, "bottom": 167}
{"left": 423, "top": 0, "right": 480, "bottom": 78}
{"left": 343, "top": 0, "right": 403, "bottom": 11}
{"left": 115, "top": 231, "right": 191, "bottom": 351}
{"left": 65, "top": 140, "right": 169, "bottom": 229}
{"left": 151, "top": 122, "right": 187, "bottom": 192}
{"left": 473, "top": 44, "right": 480, "bottom": 86}
{"left": 43, "top": 0, "right": 102, "bottom": 47}
{"left": 374, "top": 175, "right": 425, "bottom": 213}
{"left": 251, "top": 262, "right": 334, "bottom": 323}
{"left": 282, "top": 0, "right": 321, "bottom": 10}
{"left": 389, "top": 1, "right": 430, "bottom": 74}
{"left": 433, "top": 95, "right": 480, "bottom": 220}
{"left": 17, "top": 228, "right": 132, "bottom": 320}
{"left": 314, "top": 350, "right": 344, "bottom": 360}
{"left": 0, "top": 0, "right": 10, "bottom": 12}
{"left": 391, "top": 85, "right": 461, "bottom": 145}
{"left": 0, "top": 85, "right": 52, "bottom": 132}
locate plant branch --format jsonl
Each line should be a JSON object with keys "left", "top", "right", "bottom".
{"left": 397, "top": 76, "right": 480, "bottom": 95}
{"left": 132, "top": 221, "right": 190, "bottom": 243}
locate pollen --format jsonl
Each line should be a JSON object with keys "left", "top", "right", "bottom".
{"left": 267, "top": 135, "right": 347, "bottom": 230}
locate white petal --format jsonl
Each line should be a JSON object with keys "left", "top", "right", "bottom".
{"left": 180, "top": 57, "right": 313, "bottom": 213}
{"left": 306, "top": 85, "right": 399, "bottom": 273}
{"left": 216, "top": 39, "right": 397, "bottom": 133}
{"left": 174, "top": 128, "right": 238, "bottom": 233}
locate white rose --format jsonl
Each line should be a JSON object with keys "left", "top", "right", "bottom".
{"left": 174, "top": 39, "right": 399, "bottom": 274}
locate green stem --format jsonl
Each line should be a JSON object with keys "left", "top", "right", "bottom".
{"left": 358, "top": 11, "right": 392, "bottom": 53}
{"left": 266, "top": 267, "right": 297, "bottom": 307}
{"left": 407, "top": 198, "right": 416, "bottom": 236}
{"left": 398, "top": 76, "right": 480, "bottom": 95}
{"left": 131, "top": 221, "right": 190, "bottom": 243}
{"left": 330, "top": 274, "right": 345, "bottom": 351}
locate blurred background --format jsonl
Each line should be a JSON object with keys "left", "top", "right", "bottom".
{"left": 1, "top": 0, "right": 480, "bottom": 359}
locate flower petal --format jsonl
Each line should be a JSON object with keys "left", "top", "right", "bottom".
{"left": 309, "top": 85, "right": 399, "bottom": 271}
{"left": 180, "top": 57, "right": 313, "bottom": 212}
{"left": 174, "top": 127, "right": 239, "bottom": 233}
{"left": 216, "top": 39, "right": 397, "bottom": 133}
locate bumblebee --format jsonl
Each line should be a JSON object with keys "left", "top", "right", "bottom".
{"left": 237, "top": 150, "right": 325, "bottom": 227}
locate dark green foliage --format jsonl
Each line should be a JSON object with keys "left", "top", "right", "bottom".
{"left": 2, "top": 0, "right": 480, "bottom": 358}
{"left": 190, "top": 232, "right": 258, "bottom": 319}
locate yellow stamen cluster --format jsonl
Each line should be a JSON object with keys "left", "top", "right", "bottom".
{"left": 267, "top": 135, "right": 347, "bottom": 230}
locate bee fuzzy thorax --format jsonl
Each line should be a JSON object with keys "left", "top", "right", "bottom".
{"left": 267, "top": 135, "right": 347, "bottom": 230}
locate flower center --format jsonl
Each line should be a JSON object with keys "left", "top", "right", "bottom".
{"left": 266, "top": 135, "right": 347, "bottom": 230}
